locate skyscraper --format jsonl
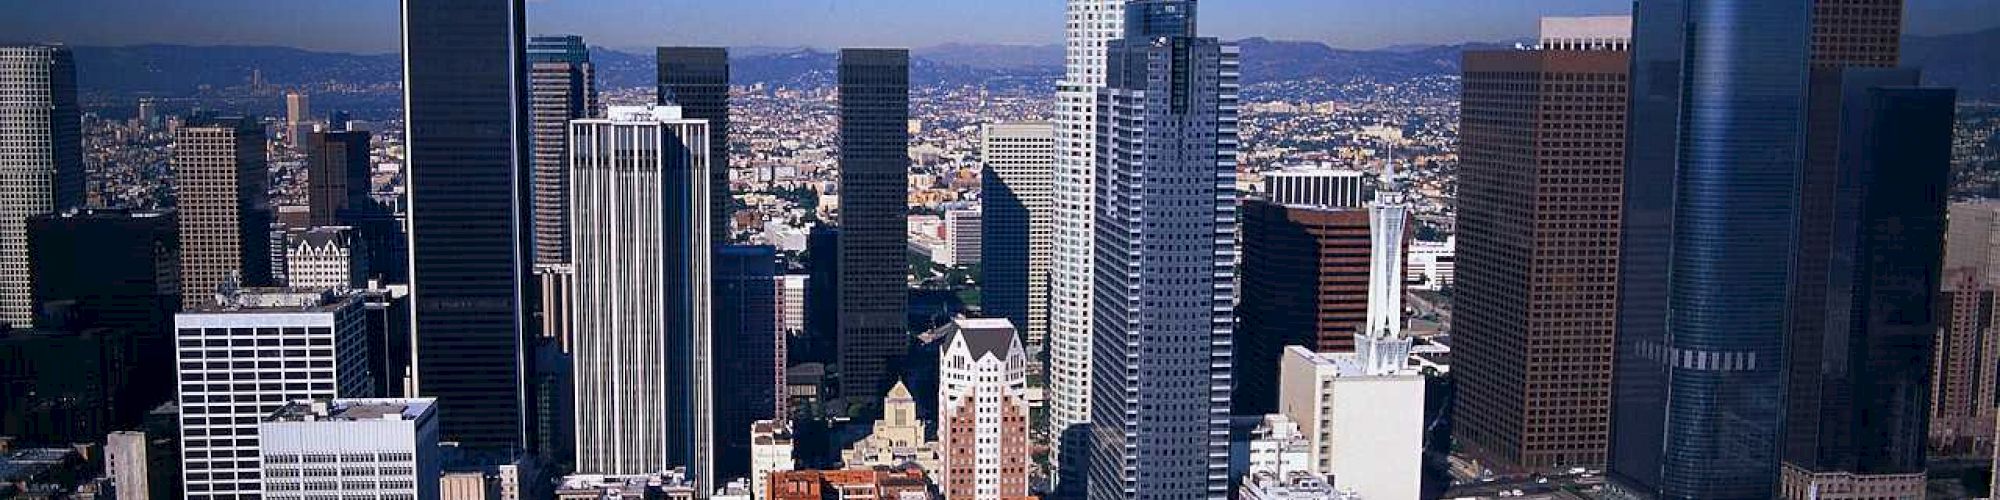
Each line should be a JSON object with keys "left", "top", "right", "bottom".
{"left": 306, "top": 130, "right": 372, "bottom": 227}
{"left": 1087, "top": 1, "right": 1238, "bottom": 498}
{"left": 657, "top": 47, "right": 731, "bottom": 243}
{"left": 978, "top": 121, "right": 1056, "bottom": 350}
{"left": 285, "top": 91, "right": 311, "bottom": 150}
{"left": 568, "top": 106, "right": 712, "bottom": 485}
{"left": 173, "top": 116, "right": 273, "bottom": 309}
{"left": 0, "top": 44, "right": 82, "bottom": 328}
{"left": 27, "top": 209, "right": 179, "bottom": 336}
{"left": 528, "top": 34, "right": 597, "bottom": 268}
{"left": 835, "top": 48, "right": 911, "bottom": 405}
{"left": 1944, "top": 202, "right": 2000, "bottom": 286}
{"left": 1931, "top": 269, "right": 2000, "bottom": 454}
{"left": 401, "top": 0, "right": 529, "bottom": 450}
{"left": 1778, "top": 75, "right": 1952, "bottom": 500}
{"left": 174, "top": 288, "right": 371, "bottom": 500}
{"left": 1049, "top": 1, "right": 1124, "bottom": 493}
{"left": 1234, "top": 201, "right": 1374, "bottom": 416}
{"left": 1608, "top": 0, "right": 1813, "bottom": 496}
{"left": 715, "top": 245, "right": 780, "bottom": 483}
{"left": 1452, "top": 16, "right": 1629, "bottom": 471}
{"left": 936, "top": 318, "right": 1031, "bottom": 500}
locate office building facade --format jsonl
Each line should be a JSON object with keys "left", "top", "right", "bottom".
{"left": 173, "top": 289, "right": 371, "bottom": 500}
{"left": 401, "top": 0, "right": 530, "bottom": 450}
{"left": 1048, "top": 1, "right": 1124, "bottom": 492}
{"left": 1260, "top": 170, "right": 1370, "bottom": 208}
{"left": 305, "top": 131, "right": 373, "bottom": 228}
{"left": 978, "top": 121, "right": 1056, "bottom": 349}
{"left": 527, "top": 34, "right": 598, "bottom": 268}
{"left": 715, "top": 245, "right": 781, "bottom": 482}
{"left": 1608, "top": 0, "right": 1813, "bottom": 496}
{"left": 284, "top": 92, "right": 311, "bottom": 151}
{"left": 937, "top": 318, "right": 1031, "bottom": 500}
{"left": 258, "top": 398, "right": 441, "bottom": 500}
{"left": 285, "top": 226, "right": 365, "bottom": 291}
{"left": 834, "top": 48, "right": 911, "bottom": 404}
{"left": 1234, "top": 201, "right": 1373, "bottom": 416}
{"left": 568, "top": 106, "right": 712, "bottom": 484}
{"left": 0, "top": 44, "right": 83, "bottom": 328}
{"left": 1087, "top": 2, "right": 1239, "bottom": 498}
{"left": 174, "top": 117, "right": 274, "bottom": 309}
{"left": 1452, "top": 19, "right": 1629, "bottom": 471}
{"left": 656, "top": 47, "right": 731, "bottom": 243}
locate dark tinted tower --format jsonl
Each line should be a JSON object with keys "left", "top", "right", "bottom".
{"left": 306, "top": 131, "right": 372, "bottom": 227}
{"left": 835, "top": 49, "right": 911, "bottom": 403}
{"left": 1609, "top": 0, "right": 1812, "bottom": 497}
{"left": 401, "top": 0, "right": 530, "bottom": 449}
{"left": 658, "top": 47, "right": 731, "bottom": 243}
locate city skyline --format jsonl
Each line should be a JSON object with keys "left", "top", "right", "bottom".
{"left": 8, "top": 0, "right": 1996, "bottom": 54}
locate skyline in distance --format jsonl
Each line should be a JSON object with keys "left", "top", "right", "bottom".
{"left": 7, "top": 0, "right": 1997, "bottom": 54}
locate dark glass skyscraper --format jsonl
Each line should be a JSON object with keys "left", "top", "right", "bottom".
{"left": 657, "top": 47, "right": 731, "bottom": 243}
{"left": 714, "top": 245, "right": 779, "bottom": 482}
{"left": 835, "top": 48, "right": 910, "bottom": 405}
{"left": 307, "top": 131, "right": 372, "bottom": 228}
{"left": 1608, "top": 0, "right": 1812, "bottom": 497}
{"left": 1778, "top": 71, "right": 1954, "bottom": 498}
{"left": 401, "top": 0, "right": 530, "bottom": 450}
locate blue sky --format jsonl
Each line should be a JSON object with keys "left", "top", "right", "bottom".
{"left": 5, "top": 0, "right": 1997, "bottom": 53}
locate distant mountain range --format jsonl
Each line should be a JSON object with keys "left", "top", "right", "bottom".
{"left": 67, "top": 27, "right": 2000, "bottom": 101}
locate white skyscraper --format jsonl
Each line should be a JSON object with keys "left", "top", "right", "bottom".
{"left": 258, "top": 398, "right": 441, "bottom": 500}
{"left": 978, "top": 121, "right": 1056, "bottom": 349}
{"left": 1087, "top": 1, "right": 1239, "bottom": 498}
{"left": 0, "top": 44, "right": 82, "bottom": 328}
{"left": 173, "top": 288, "right": 372, "bottom": 500}
{"left": 568, "top": 105, "right": 713, "bottom": 485}
{"left": 1048, "top": 1, "right": 1124, "bottom": 493}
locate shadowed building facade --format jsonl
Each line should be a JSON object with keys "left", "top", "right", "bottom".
{"left": 835, "top": 48, "right": 911, "bottom": 406}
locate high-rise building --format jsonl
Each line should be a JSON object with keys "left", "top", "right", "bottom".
{"left": 1451, "top": 16, "right": 1629, "bottom": 471}
{"left": 1778, "top": 75, "right": 1952, "bottom": 500}
{"left": 1048, "top": 1, "right": 1124, "bottom": 492}
{"left": 749, "top": 420, "right": 795, "bottom": 500}
{"left": 716, "top": 245, "right": 781, "bottom": 482}
{"left": 834, "top": 48, "right": 911, "bottom": 405}
{"left": 1945, "top": 203, "right": 2000, "bottom": 286}
{"left": 1608, "top": 0, "right": 1813, "bottom": 496}
{"left": 401, "top": 0, "right": 529, "bottom": 450}
{"left": 0, "top": 44, "right": 82, "bottom": 328}
{"left": 978, "top": 121, "right": 1056, "bottom": 349}
{"left": 779, "top": 273, "right": 808, "bottom": 339}
{"left": 173, "top": 288, "right": 371, "bottom": 500}
{"left": 1234, "top": 201, "right": 1373, "bottom": 416}
{"left": 106, "top": 431, "right": 149, "bottom": 500}
{"left": 936, "top": 318, "right": 1030, "bottom": 500}
{"left": 0, "top": 326, "right": 134, "bottom": 446}
{"left": 568, "top": 106, "right": 713, "bottom": 484}
{"left": 285, "top": 226, "right": 365, "bottom": 290}
{"left": 1932, "top": 212, "right": 2000, "bottom": 454}
{"left": 656, "top": 47, "right": 731, "bottom": 244}
{"left": 1086, "top": 2, "right": 1238, "bottom": 498}
{"left": 174, "top": 116, "right": 274, "bottom": 309}
{"left": 804, "top": 226, "right": 840, "bottom": 364}
{"left": 258, "top": 398, "right": 441, "bottom": 500}
{"left": 285, "top": 92, "right": 312, "bottom": 150}
{"left": 1259, "top": 170, "right": 1371, "bottom": 208}
{"left": 27, "top": 209, "right": 179, "bottom": 336}
{"left": 938, "top": 209, "right": 982, "bottom": 267}
{"left": 528, "top": 34, "right": 597, "bottom": 268}
{"left": 307, "top": 131, "right": 373, "bottom": 228}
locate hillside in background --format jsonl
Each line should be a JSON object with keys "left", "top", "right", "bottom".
{"left": 67, "top": 27, "right": 2000, "bottom": 105}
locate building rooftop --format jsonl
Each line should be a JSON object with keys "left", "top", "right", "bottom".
{"left": 185, "top": 287, "right": 359, "bottom": 313}
{"left": 267, "top": 398, "right": 436, "bottom": 423}
{"left": 937, "top": 317, "right": 1020, "bottom": 361}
